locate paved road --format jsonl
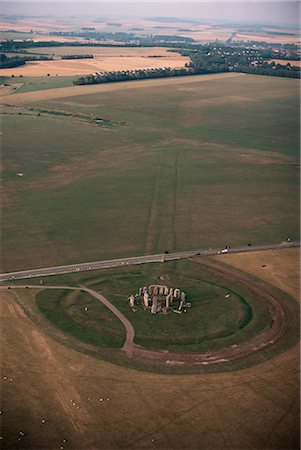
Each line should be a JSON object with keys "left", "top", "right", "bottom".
{"left": 0, "top": 241, "right": 299, "bottom": 282}
{"left": 1, "top": 258, "right": 289, "bottom": 366}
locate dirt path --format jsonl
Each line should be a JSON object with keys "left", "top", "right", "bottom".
{"left": 0, "top": 263, "right": 289, "bottom": 366}
{"left": 0, "top": 284, "right": 135, "bottom": 352}
{"left": 129, "top": 263, "right": 289, "bottom": 365}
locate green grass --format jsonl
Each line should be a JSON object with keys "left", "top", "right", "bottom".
{"left": 0, "top": 75, "right": 75, "bottom": 93}
{"left": 85, "top": 259, "right": 271, "bottom": 353}
{"left": 2, "top": 74, "right": 299, "bottom": 271}
{"left": 36, "top": 289, "right": 125, "bottom": 347}
{"left": 8, "top": 258, "right": 299, "bottom": 374}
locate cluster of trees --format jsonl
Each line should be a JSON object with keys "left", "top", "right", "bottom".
{"left": 182, "top": 45, "right": 300, "bottom": 78}
{"left": 0, "top": 53, "right": 26, "bottom": 68}
{"left": 0, "top": 52, "right": 54, "bottom": 69}
{"left": 73, "top": 67, "right": 194, "bottom": 85}
{"left": 0, "top": 39, "right": 194, "bottom": 54}
{"left": 61, "top": 54, "right": 93, "bottom": 60}
{"left": 51, "top": 30, "right": 194, "bottom": 45}
{"left": 236, "top": 62, "right": 300, "bottom": 78}
{"left": 0, "top": 40, "right": 63, "bottom": 52}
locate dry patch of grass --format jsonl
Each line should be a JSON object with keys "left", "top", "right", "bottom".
{"left": 1, "top": 72, "right": 244, "bottom": 106}
{"left": 1, "top": 273, "right": 299, "bottom": 449}
{"left": 211, "top": 248, "right": 300, "bottom": 302}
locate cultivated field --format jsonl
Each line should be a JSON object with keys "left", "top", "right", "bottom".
{"left": 1, "top": 248, "right": 299, "bottom": 449}
{"left": 1, "top": 74, "right": 299, "bottom": 272}
{"left": 235, "top": 32, "right": 300, "bottom": 44}
{"left": 268, "top": 59, "right": 301, "bottom": 67}
{"left": 0, "top": 47, "right": 190, "bottom": 77}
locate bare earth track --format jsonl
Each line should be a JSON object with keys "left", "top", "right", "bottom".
{"left": 0, "top": 261, "right": 289, "bottom": 367}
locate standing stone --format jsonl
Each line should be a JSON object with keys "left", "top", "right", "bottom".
{"left": 178, "top": 299, "right": 185, "bottom": 311}
{"left": 129, "top": 295, "right": 135, "bottom": 307}
{"left": 181, "top": 291, "right": 186, "bottom": 302}
{"left": 159, "top": 286, "right": 165, "bottom": 295}
{"left": 166, "top": 295, "right": 170, "bottom": 309}
{"left": 164, "top": 287, "right": 169, "bottom": 295}
{"left": 151, "top": 297, "right": 158, "bottom": 314}
{"left": 143, "top": 292, "right": 149, "bottom": 307}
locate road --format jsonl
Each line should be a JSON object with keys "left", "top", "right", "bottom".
{"left": 0, "top": 241, "right": 299, "bottom": 282}
{"left": 0, "top": 258, "right": 289, "bottom": 366}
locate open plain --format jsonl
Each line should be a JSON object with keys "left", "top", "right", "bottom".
{"left": 1, "top": 73, "right": 299, "bottom": 272}
{"left": 0, "top": 5, "right": 300, "bottom": 449}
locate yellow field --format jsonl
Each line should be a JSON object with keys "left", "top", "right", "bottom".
{"left": 235, "top": 32, "right": 300, "bottom": 44}
{"left": 268, "top": 59, "right": 301, "bottom": 67}
{"left": 1, "top": 248, "right": 299, "bottom": 449}
{"left": 0, "top": 48, "right": 189, "bottom": 77}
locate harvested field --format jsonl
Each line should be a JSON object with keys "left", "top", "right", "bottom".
{"left": 26, "top": 46, "right": 184, "bottom": 58}
{"left": 1, "top": 249, "right": 299, "bottom": 449}
{"left": 0, "top": 51, "right": 189, "bottom": 77}
{"left": 235, "top": 32, "right": 300, "bottom": 44}
{"left": 268, "top": 59, "right": 301, "bottom": 67}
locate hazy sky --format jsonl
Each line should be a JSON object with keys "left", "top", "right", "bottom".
{"left": 1, "top": 1, "right": 300, "bottom": 26}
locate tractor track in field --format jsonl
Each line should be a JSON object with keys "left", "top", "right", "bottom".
{"left": 0, "top": 261, "right": 289, "bottom": 367}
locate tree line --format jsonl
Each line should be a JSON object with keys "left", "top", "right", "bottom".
{"left": 73, "top": 65, "right": 228, "bottom": 86}
{"left": 0, "top": 53, "right": 53, "bottom": 68}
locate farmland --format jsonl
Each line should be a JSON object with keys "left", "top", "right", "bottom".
{"left": 0, "top": 47, "right": 190, "bottom": 77}
{"left": 1, "top": 248, "right": 299, "bottom": 449}
{"left": 1, "top": 73, "right": 299, "bottom": 272}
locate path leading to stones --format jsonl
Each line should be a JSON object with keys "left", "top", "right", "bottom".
{"left": 0, "top": 261, "right": 290, "bottom": 366}
{"left": 0, "top": 284, "right": 134, "bottom": 353}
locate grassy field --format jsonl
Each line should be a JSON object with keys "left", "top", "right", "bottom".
{"left": 5, "top": 252, "right": 299, "bottom": 374}
{"left": 34, "top": 259, "right": 272, "bottom": 353}
{"left": 1, "top": 74, "right": 299, "bottom": 271}
{"left": 0, "top": 75, "right": 76, "bottom": 93}
{"left": 1, "top": 249, "right": 299, "bottom": 449}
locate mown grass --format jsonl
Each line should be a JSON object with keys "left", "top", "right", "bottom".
{"left": 2, "top": 74, "right": 299, "bottom": 271}
{"left": 36, "top": 289, "right": 125, "bottom": 348}
{"left": 0, "top": 75, "right": 75, "bottom": 93}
